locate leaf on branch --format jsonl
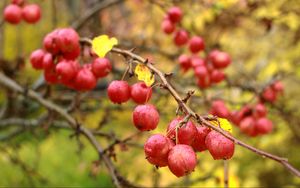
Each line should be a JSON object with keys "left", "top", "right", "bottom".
{"left": 210, "top": 117, "right": 233, "bottom": 133}
{"left": 134, "top": 64, "right": 155, "bottom": 87}
{"left": 92, "top": 35, "right": 118, "bottom": 57}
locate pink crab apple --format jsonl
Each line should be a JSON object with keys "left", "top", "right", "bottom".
{"left": 56, "top": 28, "right": 80, "bottom": 53}
{"left": 167, "top": 6, "right": 182, "bottom": 23}
{"left": 30, "top": 49, "right": 45, "bottom": 70}
{"left": 205, "top": 131, "right": 235, "bottom": 160}
{"left": 254, "top": 103, "right": 267, "bottom": 118}
{"left": 191, "top": 126, "right": 211, "bottom": 152}
{"left": 42, "top": 52, "right": 54, "bottom": 70}
{"left": 197, "top": 76, "right": 211, "bottom": 89}
{"left": 74, "top": 68, "right": 97, "bottom": 91}
{"left": 272, "top": 81, "right": 284, "bottom": 93}
{"left": 22, "top": 4, "right": 41, "bottom": 24}
{"left": 130, "top": 82, "right": 152, "bottom": 104}
{"left": 167, "top": 144, "right": 197, "bottom": 177}
{"left": 161, "top": 19, "right": 176, "bottom": 34}
{"left": 4, "top": 4, "right": 22, "bottom": 24}
{"left": 11, "top": 0, "right": 25, "bottom": 6}
{"left": 91, "top": 58, "right": 112, "bottom": 78}
{"left": 107, "top": 80, "right": 131, "bottom": 104}
{"left": 43, "top": 29, "right": 60, "bottom": 54}
{"left": 132, "top": 104, "right": 160, "bottom": 131}
{"left": 174, "top": 30, "right": 189, "bottom": 46}
{"left": 144, "top": 134, "right": 174, "bottom": 167}
{"left": 55, "top": 60, "right": 77, "bottom": 84}
{"left": 210, "top": 50, "right": 231, "bottom": 69}
{"left": 194, "top": 66, "right": 208, "bottom": 78}
{"left": 239, "top": 116, "right": 257, "bottom": 137}
{"left": 166, "top": 117, "right": 197, "bottom": 145}
{"left": 210, "top": 100, "right": 230, "bottom": 118}
{"left": 191, "top": 57, "right": 205, "bottom": 68}
{"left": 255, "top": 118, "right": 273, "bottom": 134}
{"left": 189, "top": 36, "right": 205, "bottom": 54}
{"left": 210, "top": 69, "right": 225, "bottom": 83}
{"left": 178, "top": 54, "right": 191, "bottom": 72}
{"left": 44, "top": 68, "right": 58, "bottom": 84}
{"left": 262, "top": 87, "right": 277, "bottom": 103}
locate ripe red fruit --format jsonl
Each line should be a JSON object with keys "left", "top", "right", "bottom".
{"left": 43, "top": 30, "right": 60, "bottom": 54}
{"left": 42, "top": 53, "right": 54, "bottom": 70}
{"left": 189, "top": 36, "right": 205, "bottom": 53}
{"left": 174, "top": 30, "right": 189, "bottom": 46}
{"left": 191, "top": 57, "right": 205, "bottom": 68}
{"left": 161, "top": 19, "right": 175, "bottom": 34}
{"left": 197, "top": 76, "right": 211, "bottom": 89}
{"left": 56, "top": 28, "right": 80, "bottom": 53}
{"left": 191, "top": 126, "right": 211, "bottom": 152}
{"left": 55, "top": 60, "right": 77, "bottom": 83}
{"left": 144, "top": 134, "right": 174, "bottom": 167}
{"left": 240, "top": 117, "right": 257, "bottom": 136}
{"left": 91, "top": 58, "right": 112, "bottom": 78}
{"left": 178, "top": 54, "right": 191, "bottom": 72}
{"left": 255, "top": 118, "right": 273, "bottom": 134}
{"left": 210, "top": 51, "right": 231, "bottom": 69}
{"left": 167, "top": 117, "right": 197, "bottom": 145}
{"left": 63, "top": 44, "right": 81, "bottom": 60}
{"left": 22, "top": 4, "right": 41, "bottom": 24}
{"left": 210, "top": 69, "right": 225, "bottom": 83}
{"left": 194, "top": 66, "right": 208, "bottom": 78}
{"left": 4, "top": 4, "right": 22, "bottom": 24}
{"left": 205, "top": 131, "right": 235, "bottom": 160}
{"left": 254, "top": 103, "right": 267, "bottom": 118}
{"left": 74, "top": 68, "right": 97, "bottom": 91}
{"left": 11, "top": 0, "right": 25, "bottom": 6}
{"left": 107, "top": 80, "right": 131, "bottom": 104}
{"left": 131, "top": 82, "right": 152, "bottom": 104}
{"left": 210, "top": 100, "right": 230, "bottom": 118}
{"left": 167, "top": 144, "right": 197, "bottom": 177}
{"left": 272, "top": 81, "right": 284, "bottom": 93}
{"left": 132, "top": 104, "right": 160, "bottom": 131}
{"left": 44, "top": 68, "right": 58, "bottom": 84}
{"left": 262, "top": 87, "right": 277, "bottom": 103}
{"left": 167, "top": 6, "right": 182, "bottom": 23}
{"left": 30, "top": 49, "right": 45, "bottom": 70}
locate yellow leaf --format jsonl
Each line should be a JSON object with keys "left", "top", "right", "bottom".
{"left": 134, "top": 64, "right": 155, "bottom": 87}
{"left": 210, "top": 117, "right": 233, "bottom": 133}
{"left": 92, "top": 35, "right": 118, "bottom": 58}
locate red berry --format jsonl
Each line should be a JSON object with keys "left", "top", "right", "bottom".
{"left": 210, "top": 51, "right": 231, "bottom": 69}
{"left": 55, "top": 60, "right": 77, "bottom": 83}
{"left": 4, "top": 4, "right": 22, "bottom": 24}
{"left": 174, "top": 30, "right": 189, "bottom": 46}
{"left": 161, "top": 19, "right": 175, "bottom": 34}
{"left": 22, "top": 4, "right": 41, "bottom": 24}
{"left": 132, "top": 104, "right": 160, "bottom": 131}
{"left": 63, "top": 44, "right": 81, "bottom": 60}
{"left": 44, "top": 68, "right": 58, "bottom": 84}
{"left": 74, "top": 68, "right": 97, "bottom": 91}
{"left": 56, "top": 28, "right": 80, "bottom": 53}
{"left": 43, "top": 30, "right": 60, "bottom": 54}
{"left": 42, "top": 53, "right": 54, "bottom": 70}
{"left": 30, "top": 49, "right": 45, "bottom": 70}
{"left": 272, "top": 81, "right": 284, "bottom": 93}
{"left": 91, "top": 58, "right": 112, "bottom": 78}
{"left": 189, "top": 36, "right": 205, "bottom": 53}
{"left": 240, "top": 117, "right": 257, "bottom": 136}
{"left": 197, "top": 76, "right": 211, "bottom": 89}
{"left": 254, "top": 103, "right": 267, "bottom": 118}
{"left": 191, "top": 126, "right": 211, "bottom": 152}
{"left": 255, "top": 118, "right": 273, "bottom": 134}
{"left": 167, "top": 6, "right": 182, "bottom": 23}
{"left": 144, "top": 134, "right": 174, "bottom": 167}
{"left": 167, "top": 144, "right": 197, "bottom": 177}
{"left": 210, "top": 69, "right": 225, "bottom": 83}
{"left": 205, "top": 131, "right": 235, "bottom": 160}
{"left": 210, "top": 100, "right": 230, "bottom": 118}
{"left": 191, "top": 56, "right": 205, "bottom": 68}
{"left": 167, "top": 117, "right": 197, "bottom": 145}
{"left": 131, "top": 82, "right": 152, "bottom": 104}
{"left": 107, "top": 80, "right": 131, "bottom": 104}
{"left": 11, "top": 0, "right": 25, "bottom": 6}
{"left": 194, "top": 66, "right": 208, "bottom": 78}
{"left": 262, "top": 87, "right": 277, "bottom": 103}
{"left": 178, "top": 54, "right": 191, "bottom": 72}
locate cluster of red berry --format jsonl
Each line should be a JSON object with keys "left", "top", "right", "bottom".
{"left": 107, "top": 79, "right": 234, "bottom": 177}
{"left": 3, "top": 0, "right": 41, "bottom": 24}
{"left": 210, "top": 81, "right": 283, "bottom": 137}
{"left": 161, "top": 6, "right": 231, "bottom": 89}
{"left": 30, "top": 28, "right": 112, "bottom": 91}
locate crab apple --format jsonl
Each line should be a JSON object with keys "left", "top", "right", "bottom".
{"left": 205, "top": 131, "right": 235, "bottom": 160}
{"left": 197, "top": 76, "right": 211, "bottom": 89}
{"left": 30, "top": 49, "right": 45, "bottom": 70}
{"left": 144, "top": 134, "right": 174, "bottom": 167}
{"left": 254, "top": 103, "right": 267, "bottom": 118}
{"left": 210, "top": 100, "right": 230, "bottom": 118}
{"left": 174, "top": 30, "right": 189, "bottom": 46}
{"left": 230, "top": 111, "right": 243, "bottom": 126}
{"left": 22, "top": 4, "right": 41, "bottom": 24}
{"left": 189, "top": 36, "right": 205, "bottom": 54}
{"left": 178, "top": 54, "right": 191, "bottom": 72}
{"left": 194, "top": 66, "right": 208, "bottom": 78}
{"left": 56, "top": 28, "right": 80, "bottom": 53}
{"left": 210, "top": 69, "right": 225, "bottom": 83}
{"left": 191, "top": 57, "right": 205, "bottom": 68}
{"left": 167, "top": 6, "right": 182, "bottom": 23}
{"left": 272, "top": 81, "right": 284, "bottom": 93}
{"left": 43, "top": 30, "right": 60, "bottom": 54}
{"left": 74, "top": 68, "right": 97, "bottom": 91}
{"left": 107, "top": 80, "right": 131, "bottom": 104}
{"left": 42, "top": 53, "right": 54, "bottom": 70}
{"left": 255, "top": 118, "right": 273, "bottom": 134}
{"left": 167, "top": 117, "right": 197, "bottom": 145}
{"left": 262, "top": 87, "right": 277, "bottom": 103}
{"left": 131, "top": 82, "right": 152, "bottom": 104}
{"left": 11, "top": 0, "right": 25, "bottom": 6}
{"left": 191, "top": 126, "right": 211, "bottom": 152}
{"left": 239, "top": 116, "right": 257, "bottom": 136}
{"left": 167, "top": 144, "right": 197, "bottom": 177}
{"left": 55, "top": 60, "right": 77, "bottom": 83}
{"left": 210, "top": 51, "right": 231, "bottom": 69}
{"left": 4, "top": 4, "right": 22, "bottom": 24}
{"left": 161, "top": 19, "right": 175, "bottom": 34}
{"left": 63, "top": 44, "right": 81, "bottom": 60}
{"left": 132, "top": 104, "right": 160, "bottom": 131}
{"left": 91, "top": 58, "right": 112, "bottom": 78}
